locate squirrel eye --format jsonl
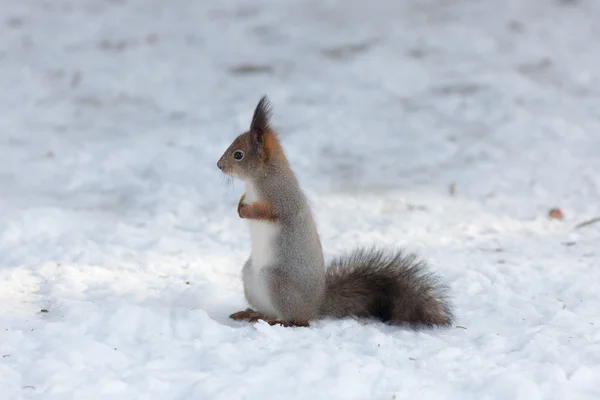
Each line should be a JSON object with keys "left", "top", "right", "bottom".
{"left": 233, "top": 150, "right": 244, "bottom": 160}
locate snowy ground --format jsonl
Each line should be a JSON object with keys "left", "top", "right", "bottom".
{"left": 1, "top": 0, "right": 600, "bottom": 398}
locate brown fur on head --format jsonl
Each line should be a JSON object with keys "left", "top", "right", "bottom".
{"left": 217, "top": 96, "right": 286, "bottom": 181}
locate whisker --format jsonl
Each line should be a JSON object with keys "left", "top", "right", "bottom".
{"left": 216, "top": 172, "right": 237, "bottom": 198}
{"left": 226, "top": 176, "right": 235, "bottom": 195}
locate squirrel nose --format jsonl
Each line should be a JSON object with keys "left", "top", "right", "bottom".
{"left": 217, "top": 160, "right": 223, "bottom": 170}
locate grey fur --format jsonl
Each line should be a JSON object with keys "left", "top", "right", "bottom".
{"left": 218, "top": 96, "right": 454, "bottom": 328}
{"left": 319, "top": 248, "right": 454, "bottom": 329}
{"left": 242, "top": 165, "right": 326, "bottom": 324}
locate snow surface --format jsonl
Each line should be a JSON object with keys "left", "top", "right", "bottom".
{"left": 1, "top": 0, "right": 600, "bottom": 399}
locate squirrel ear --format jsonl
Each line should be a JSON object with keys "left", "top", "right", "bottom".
{"left": 249, "top": 95, "right": 272, "bottom": 159}
{"left": 251, "top": 129, "right": 264, "bottom": 158}
{"left": 250, "top": 95, "right": 272, "bottom": 135}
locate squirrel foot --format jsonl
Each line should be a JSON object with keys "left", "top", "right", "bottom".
{"left": 229, "top": 309, "right": 309, "bottom": 327}
{"left": 229, "top": 309, "right": 268, "bottom": 322}
{"left": 263, "top": 319, "right": 310, "bottom": 328}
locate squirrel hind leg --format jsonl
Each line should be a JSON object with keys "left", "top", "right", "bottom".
{"left": 267, "top": 268, "right": 321, "bottom": 327}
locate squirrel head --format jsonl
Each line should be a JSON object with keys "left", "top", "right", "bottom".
{"left": 217, "top": 95, "right": 287, "bottom": 181}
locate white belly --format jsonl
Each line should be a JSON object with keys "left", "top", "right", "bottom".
{"left": 245, "top": 182, "right": 279, "bottom": 271}
{"left": 248, "top": 220, "right": 279, "bottom": 270}
{"left": 244, "top": 182, "right": 280, "bottom": 316}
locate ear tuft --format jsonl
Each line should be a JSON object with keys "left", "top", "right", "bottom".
{"left": 250, "top": 95, "right": 273, "bottom": 134}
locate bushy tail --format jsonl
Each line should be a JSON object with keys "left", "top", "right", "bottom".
{"left": 319, "top": 248, "right": 454, "bottom": 329}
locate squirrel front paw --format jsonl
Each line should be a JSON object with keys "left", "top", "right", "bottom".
{"left": 236, "top": 196, "right": 277, "bottom": 221}
{"left": 237, "top": 194, "right": 247, "bottom": 218}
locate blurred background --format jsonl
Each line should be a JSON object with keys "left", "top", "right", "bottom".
{"left": 1, "top": 0, "right": 599, "bottom": 263}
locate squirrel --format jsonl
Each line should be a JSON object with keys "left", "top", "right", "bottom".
{"left": 217, "top": 96, "right": 454, "bottom": 328}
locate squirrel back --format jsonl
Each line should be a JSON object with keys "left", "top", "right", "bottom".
{"left": 218, "top": 96, "right": 454, "bottom": 328}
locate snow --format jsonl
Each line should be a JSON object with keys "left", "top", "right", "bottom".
{"left": 1, "top": 0, "right": 600, "bottom": 398}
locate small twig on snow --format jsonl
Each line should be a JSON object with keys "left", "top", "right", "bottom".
{"left": 575, "top": 217, "right": 600, "bottom": 229}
